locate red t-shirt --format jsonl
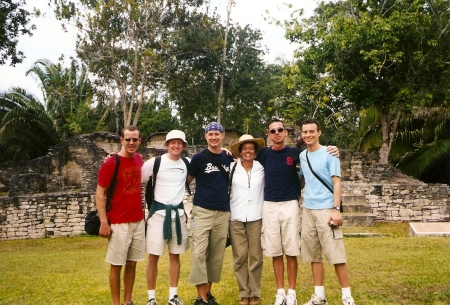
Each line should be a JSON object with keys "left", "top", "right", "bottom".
{"left": 98, "top": 154, "right": 144, "bottom": 224}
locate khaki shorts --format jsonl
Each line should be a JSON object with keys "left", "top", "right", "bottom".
{"left": 300, "top": 208, "right": 347, "bottom": 265}
{"left": 146, "top": 213, "right": 189, "bottom": 255}
{"left": 261, "top": 200, "right": 301, "bottom": 257}
{"left": 106, "top": 220, "right": 146, "bottom": 265}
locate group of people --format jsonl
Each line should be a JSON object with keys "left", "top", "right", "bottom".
{"left": 95, "top": 118, "right": 356, "bottom": 305}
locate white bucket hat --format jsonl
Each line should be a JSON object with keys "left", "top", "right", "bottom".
{"left": 165, "top": 130, "right": 187, "bottom": 147}
{"left": 230, "top": 134, "right": 265, "bottom": 157}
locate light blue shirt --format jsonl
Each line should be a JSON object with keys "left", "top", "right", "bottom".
{"left": 299, "top": 146, "right": 341, "bottom": 209}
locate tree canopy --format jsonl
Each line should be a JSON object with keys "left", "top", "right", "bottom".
{"left": 283, "top": 0, "right": 450, "bottom": 164}
{"left": 52, "top": 0, "right": 209, "bottom": 129}
{"left": 0, "top": 0, "right": 35, "bottom": 66}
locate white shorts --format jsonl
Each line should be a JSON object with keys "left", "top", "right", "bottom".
{"left": 146, "top": 213, "right": 189, "bottom": 256}
{"left": 261, "top": 200, "right": 301, "bottom": 257}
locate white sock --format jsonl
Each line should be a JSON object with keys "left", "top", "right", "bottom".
{"left": 148, "top": 289, "right": 156, "bottom": 300}
{"left": 277, "top": 288, "right": 286, "bottom": 295}
{"left": 314, "top": 286, "right": 325, "bottom": 299}
{"left": 169, "top": 287, "right": 178, "bottom": 300}
{"left": 342, "top": 287, "right": 351, "bottom": 299}
{"left": 288, "top": 289, "right": 296, "bottom": 296}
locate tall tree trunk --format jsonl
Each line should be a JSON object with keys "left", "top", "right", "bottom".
{"left": 378, "top": 107, "right": 401, "bottom": 164}
{"left": 128, "top": 33, "right": 140, "bottom": 126}
{"left": 217, "top": 0, "right": 235, "bottom": 124}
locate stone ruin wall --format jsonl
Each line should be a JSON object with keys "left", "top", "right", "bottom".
{"left": 0, "top": 132, "right": 449, "bottom": 240}
{"left": 339, "top": 150, "right": 449, "bottom": 222}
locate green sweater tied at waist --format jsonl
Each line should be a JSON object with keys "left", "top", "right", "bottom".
{"left": 149, "top": 201, "right": 184, "bottom": 245}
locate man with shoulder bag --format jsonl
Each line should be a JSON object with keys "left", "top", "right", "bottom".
{"left": 141, "top": 130, "right": 190, "bottom": 305}
{"left": 299, "top": 118, "right": 355, "bottom": 305}
{"left": 95, "top": 125, "right": 145, "bottom": 305}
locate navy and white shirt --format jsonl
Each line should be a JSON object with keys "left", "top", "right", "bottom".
{"left": 189, "top": 150, "right": 234, "bottom": 211}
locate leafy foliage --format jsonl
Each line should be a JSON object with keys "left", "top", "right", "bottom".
{"left": 26, "top": 59, "right": 98, "bottom": 139}
{"left": 0, "top": 88, "right": 58, "bottom": 162}
{"left": 51, "top": 0, "right": 207, "bottom": 129}
{"left": 283, "top": 0, "right": 450, "bottom": 164}
{"left": 0, "top": 0, "right": 35, "bottom": 66}
{"left": 165, "top": 18, "right": 280, "bottom": 142}
{"left": 138, "top": 96, "right": 181, "bottom": 137}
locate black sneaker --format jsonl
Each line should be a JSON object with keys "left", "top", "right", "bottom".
{"left": 192, "top": 296, "right": 208, "bottom": 305}
{"left": 206, "top": 292, "right": 219, "bottom": 305}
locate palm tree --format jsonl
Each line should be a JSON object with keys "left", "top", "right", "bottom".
{"left": 0, "top": 87, "right": 58, "bottom": 162}
{"left": 395, "top": 107, "right": 450, "bottom": 181}
{"left": 26, "top": 59, "right": 98, "bottom": 139}
{"left": 355, "top": 105, "right": 450, "bottom": 182}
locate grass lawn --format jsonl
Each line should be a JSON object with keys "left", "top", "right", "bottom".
{"left": 1, "top": 223, "right": 450, "bottom": 305}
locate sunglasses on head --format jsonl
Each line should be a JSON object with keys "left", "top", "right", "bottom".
{"left": 269, "top": 127, "right": 285, "bottom": 134}
{"left": 124, "top": 137, "right": 140, "bottom": 142}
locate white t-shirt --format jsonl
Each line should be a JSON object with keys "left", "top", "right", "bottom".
{"left": 229, "top": 160, "right": 265, "bottom": 222}
{"left": 141, "top": 154, "right": 190, "bottom": 218}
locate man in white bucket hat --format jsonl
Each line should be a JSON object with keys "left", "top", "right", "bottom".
{"left": 141, "top": 130, "right": 190, "bottom": 305}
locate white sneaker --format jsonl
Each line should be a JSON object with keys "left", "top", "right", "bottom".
{"left": 274, "top": 292, "right": 286, "bottom": 305}
{"left": 168, "top": 295, "right": 184, "bottom": 305}
{"left": 342, "top": 296, "right": 355, "bottom": 305}
{"left": 303, "top": 294, "right": 328, "bottom": 305}
{"left": 147, "top": 299, "right": 158, "bottom": 305}
{"left": 286, "top": 293, "right": 297, "bottom": 305}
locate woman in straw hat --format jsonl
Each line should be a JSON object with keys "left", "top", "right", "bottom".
{"left": 229, "top": 134, "right": 266, "bottom": 305}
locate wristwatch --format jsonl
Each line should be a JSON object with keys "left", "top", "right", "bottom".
{"left": 332, "top": 206, "right": 340, "bottom": 211}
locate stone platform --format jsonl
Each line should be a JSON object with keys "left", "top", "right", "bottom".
{"left": 409, "top": 222, "right": 450, "bottom": 237}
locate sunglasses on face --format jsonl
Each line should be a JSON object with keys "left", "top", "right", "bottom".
{"left": 269, "top": 127, "right": 285, "bottom": 134}
{"left": 124, "top": 137, "right": 140, "bottom": 142}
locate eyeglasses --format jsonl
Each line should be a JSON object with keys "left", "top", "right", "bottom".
{"left": 269, "top": 128, "right": 285, "bottom": 134}
{"left": 124, "top": 137, "right": 139, "bottom": 142}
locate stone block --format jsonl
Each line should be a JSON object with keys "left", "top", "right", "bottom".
{"left": 399, "top": 209, "right": 414, "bottom": 217}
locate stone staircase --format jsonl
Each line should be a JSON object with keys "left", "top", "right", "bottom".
{"left": 341, "top": 194, "right": 377, "bottom": 226}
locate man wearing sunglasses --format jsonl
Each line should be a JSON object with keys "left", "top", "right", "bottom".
{"left": 256, "top": 118, "right": 338, "bottom": 305}
{"left": 96, "top": 125, "right": 145, "bottom": 305}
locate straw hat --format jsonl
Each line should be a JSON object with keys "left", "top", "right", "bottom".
{"left": 230, "top": 134, "right": 265, "bottom": 157}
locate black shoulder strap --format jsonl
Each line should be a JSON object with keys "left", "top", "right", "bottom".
{"left": 106, "top": 154, "right": 120, "bottom": 211}
{"left": 305, "top": 150, "right": 333, "bottom": 193}
{"left": 201, "top": 149, "right": 229, "bottom": 181}
{"left": 228, "top": 161, "right": 238, "bottom": 195}
{"left": 181, "top": 156, "right": 191, "bottom": 195}
{"left": 152, "top": 156, "right": 162, "bottom": 192}
{"left": 306, "top": 150, "right": 343, "bottom": 212}
{"left": 290, "top": 146, "right": 300, "bottom": 165}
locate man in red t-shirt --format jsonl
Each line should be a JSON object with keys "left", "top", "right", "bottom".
{"left": 96, "top": 125, "right": 145, "bottom": 305}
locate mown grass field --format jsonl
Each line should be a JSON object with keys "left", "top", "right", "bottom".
{"left": 1, "top": 223, "right": 450, "bottom": 305}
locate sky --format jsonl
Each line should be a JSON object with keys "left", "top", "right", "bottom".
{"left": 0, "top": 0, "right": 316, "bottom": 100}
